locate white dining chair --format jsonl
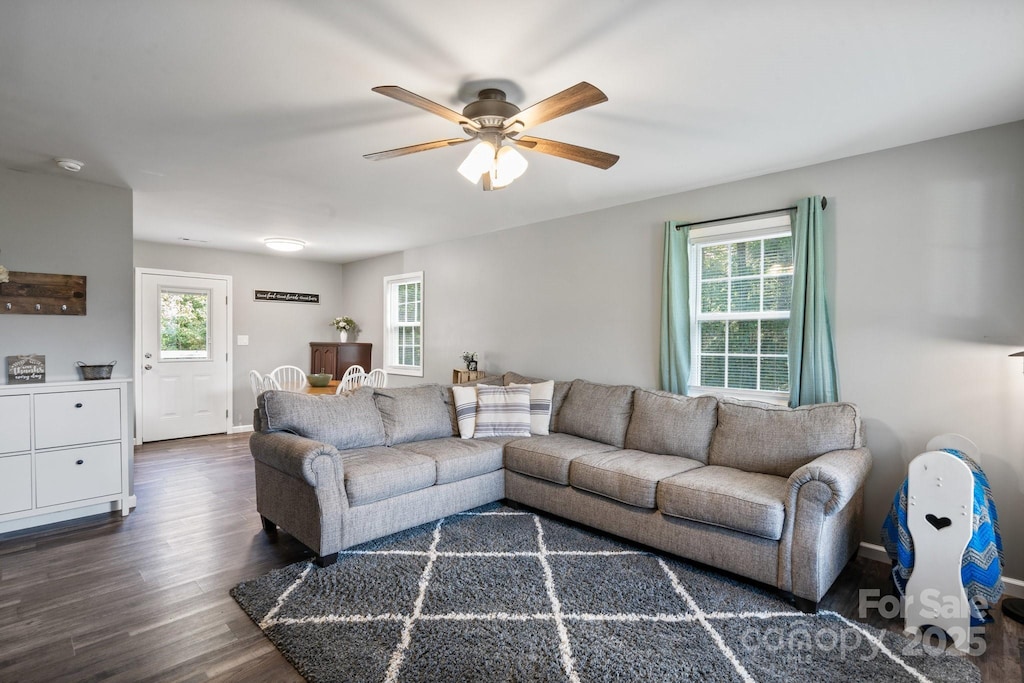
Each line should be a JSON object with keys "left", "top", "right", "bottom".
{"left": 270, "top": 365, "right": 307, "bottom": 391}
{"left": 262, "top": 374, "right": 281, "bottom": 391}
{"left": 249, "top": 370, "right": 264, "bottom": 400}
{"left": 338, "top": 371, "right": 367, "bottom": 393}
{"left": 364, "top": 368, "right": 388, "bottom": 388}
{"left": 340, "top": 364, "right": 365, "bottom": 387}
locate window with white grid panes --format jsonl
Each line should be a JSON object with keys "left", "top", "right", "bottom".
{"left": 383, "top": 272, "right": 423, "bottom": 377}
{"left": 690, "top": 215, "right": 792, "bottom": 398}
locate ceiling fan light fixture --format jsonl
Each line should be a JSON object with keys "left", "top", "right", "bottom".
{"left": 457, "top": 141, "right": 495, "bottom": 184}
{"left": 491, "top": 145, "right": 529, "bottom": 188}
{"left": 264, "top": 237, "right": 306, "bottom": 252}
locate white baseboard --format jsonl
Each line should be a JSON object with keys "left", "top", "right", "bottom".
{"left": 231, "top": 424, "right": 254, "bottom": 434}
{"left": 859, "top": 541, "right": 1024, "bottom": 598}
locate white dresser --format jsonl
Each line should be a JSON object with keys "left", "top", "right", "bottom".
{"left": 0, "top": 379, "right": 133, "bottom": 534}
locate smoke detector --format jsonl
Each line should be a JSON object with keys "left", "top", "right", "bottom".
{"left": 55, "top": 158, "right": 84, "bottom": 172}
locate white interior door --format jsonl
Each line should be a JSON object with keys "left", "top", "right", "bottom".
{"left": 138, "top": 271, "right": 230, "bottom": 442}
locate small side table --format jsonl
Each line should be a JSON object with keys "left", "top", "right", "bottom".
{"left": 453, "top": 369, "right": 487, "bottom": 384}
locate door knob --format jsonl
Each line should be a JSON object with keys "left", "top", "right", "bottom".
{"left": 144, "top": 352, "right": 152, "bottom": 359}
{"left": 144, "top": 364, "right": 152, "bottom": 370}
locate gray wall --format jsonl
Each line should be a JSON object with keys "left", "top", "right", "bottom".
{"left": 341, "top": 120, "right": 1024, "bottom": 579}
{"left": 0, "top": 168, "right": 134, "bottom": 381}
{"left": 133, "top": 241, "right": 345, "bottom": 427}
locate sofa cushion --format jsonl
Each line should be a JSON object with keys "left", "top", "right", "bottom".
{"left": 473, "top": 385, "right": 532, "bottom": 438}
{"left": 709, "top": 399, "right": 863, "bottom": 477}
{"left": 509, "top": 381, "right": 554, "bottom": 436}
{"left": 624, "top": 390, "right": 718, "bottom": 464}
{"left": 374, "top": 385, "right": 454, "bottom": 446}
{"left": 504, "top": 433, "right": 618, "bottom": 485}
{"left": 569, "top": 450, "right": 704, "bottom": 509}
{"left": 450, "top": 384, "right": 479, "bottom": 439}
{"left": 257, "top": 387, "right": 386, "bottom": 450}
{"left": 557, "top": 379, "right": 635, "bottom": 447}
{"left": 393, "top": 437, "right": 505, "bottom": 485}
{"left": 339, "top": 446, "right": 436, "bottom": 507}
{"left": 657, "top": 466, "right": 789, "bottom": 540}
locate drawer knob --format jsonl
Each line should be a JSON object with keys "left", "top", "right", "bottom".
{"left": 76, "top": 459, "right": 84, "bottom": 465}
{"left": 75, "top": 403, "right": 83, "bottom": 408}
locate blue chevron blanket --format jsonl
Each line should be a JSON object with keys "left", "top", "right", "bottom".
{"left": 881, "top": 448, "right": 1004, "bottom": 626}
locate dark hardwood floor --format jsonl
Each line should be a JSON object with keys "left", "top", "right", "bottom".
{"left": 0, "top": 433, "right": 1020, "bottom": 682}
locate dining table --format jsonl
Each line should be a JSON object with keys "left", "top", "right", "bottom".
{"left": 302, "top": 380, "right": 341, "bottom": 395}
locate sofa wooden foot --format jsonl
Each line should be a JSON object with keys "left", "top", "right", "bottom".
{"left": 314, "top": 553, "right": 338, "bottom": 568}
{"left": 792, "top": 595, "right": 819, "bottom": 614}
{"left": 260, "top": 515, "right": 277, "bottom": 535}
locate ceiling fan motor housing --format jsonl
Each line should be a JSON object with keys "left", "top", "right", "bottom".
{"left": 462, "top": 89, "right": 521, "bottom": 132}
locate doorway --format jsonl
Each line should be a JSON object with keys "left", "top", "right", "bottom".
{"left": 134, "top": 268, "right": 232, "bottom": 443}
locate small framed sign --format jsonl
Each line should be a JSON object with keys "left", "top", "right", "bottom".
{"left": 7, "top": 355, "right": 46, "bottom": 384}
{"left": 254, "top": 290, "right": 320, "bottom": 304}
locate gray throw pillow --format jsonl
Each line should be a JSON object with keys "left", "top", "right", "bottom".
{"left": 624, "top": 389, "right": 718, "bottom": 463}
{"left": 556, "top": 379, "right": 635, "bottom": 447}
{"left": 374, "top": 385, "right": 454, "bottom": 446}
{"left": 709, "top": 398, "right": 863, "bottom": 477}
{"left": 501, "top": 372, "right": 570, "bottom": 433}
{"left": 257, "top": 387, "right": 386, "bottom": 450}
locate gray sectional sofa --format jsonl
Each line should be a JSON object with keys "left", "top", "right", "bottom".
{"left": 249, "top": 372, "right": 871, "bottom": 609}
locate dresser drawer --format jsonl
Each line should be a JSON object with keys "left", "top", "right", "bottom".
{"left": 0, "top": 394, "right": 31, "bottom": 454}
{"left": 0, "top": 454, "right": 33, "bottom": 514}
{"left": 34, "top": 389, "right": 121, "bottom": 449}
{"left": 36, "top": 443, "right": 121, "bottom": 507}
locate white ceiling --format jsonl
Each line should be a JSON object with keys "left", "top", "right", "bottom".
{"left": 2, "top": 1, "right": 1023, "bottom": 263}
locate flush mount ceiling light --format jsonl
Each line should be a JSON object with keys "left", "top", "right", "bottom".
{"left": 264, "top": 237, "right": 306, "bottom": 252}
{"left": 364, "top": 81, "right": 618, "bottom": 191}
{"left": 55, "top": 158, "right": 84, "bottom": 172}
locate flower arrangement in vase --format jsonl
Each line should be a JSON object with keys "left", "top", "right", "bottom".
{"left": 461, "top": 351, "right": 478, "bottom": 371}
{"left": 332, "top": 316, "right": 357, "bottom": 342}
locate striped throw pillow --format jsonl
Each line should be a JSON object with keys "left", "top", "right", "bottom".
{"left": 473, "top": 384, "right": 532, "bottom": 438}
{"left": 510, "top": 381, "right": 554, "bottom": 435}
{"left": 451, "top": 384, "right": 478, "bottom": 439}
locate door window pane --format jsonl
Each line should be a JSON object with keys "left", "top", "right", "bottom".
{"left": 160, "top": 290, "right": 210, "bottom": 360}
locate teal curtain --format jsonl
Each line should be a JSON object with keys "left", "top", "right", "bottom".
{"left": 789, "top": 196, "right": 839, "bottom": 406}
{"left": 660, "top": 221, "right": 690, "bottom": 394}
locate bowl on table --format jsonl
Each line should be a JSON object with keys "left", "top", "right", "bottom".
{"left": 307, "top": 373, "right": 332, "bottom": 387}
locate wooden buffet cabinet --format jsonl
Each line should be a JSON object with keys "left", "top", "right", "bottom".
{"left": 310, "top": 342, "right": 372, "bottom": 379}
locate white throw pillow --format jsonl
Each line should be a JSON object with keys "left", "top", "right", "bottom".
{"left": 473, "top": 384, "right": 532, "bottom": 438}
{"left": 451, "top": 384, "right": 479, "bottom": 439}
{"left": 510, "top": 380, "right": 554, "bottom": 436}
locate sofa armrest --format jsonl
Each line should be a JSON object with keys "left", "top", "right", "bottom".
{"left": 249, "top": 431, "right": 345, "bottom": 491}
{"left": 787, "top": 447, "right": 872, "bottom": 516}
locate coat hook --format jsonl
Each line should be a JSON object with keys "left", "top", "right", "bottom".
{"left": 61, "top": 304, "right": 68, "bottom": 312}
{"left": 35, "top": 303, "right": 41, "bottom": 311}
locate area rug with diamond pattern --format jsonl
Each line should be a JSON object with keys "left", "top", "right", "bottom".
{"left": 231, "top": 503, "right": 979, "bottom": 682}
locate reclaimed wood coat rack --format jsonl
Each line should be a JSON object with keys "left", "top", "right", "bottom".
{"left": 0, "top": 271, "right": 87, "bottom": 315}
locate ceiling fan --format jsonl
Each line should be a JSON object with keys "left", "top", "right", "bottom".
{"left": 363, "top": 81, "right": 619, "bottom": 190}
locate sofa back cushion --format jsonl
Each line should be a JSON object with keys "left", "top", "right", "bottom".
{"left": 624, "top": 390, "right": 718, "bottom": 463}
{"left": 557, "top": 379, "right": 635, "bottom": 448}
{"left": 257, "top": 387, "right": 386, "bottom": 450}
{"left": 709, "top": 398, "right": 863, "bottom": 477}
{"left": 374, "top": 385, "right": 455, "bottom": 446}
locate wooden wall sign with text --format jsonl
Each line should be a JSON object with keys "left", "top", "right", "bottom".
{"left": 254, "top": 290, "right": 320, "bottom": 304}
{"left": 7, "top": 355, "right": 46, "bottom": 384}
{"left": 0, "top": 272, "right": 87, "bottom": 315}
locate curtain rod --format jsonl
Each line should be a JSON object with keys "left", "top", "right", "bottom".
{"left": 675, "top": 196, "right": 827, "bottom": 230}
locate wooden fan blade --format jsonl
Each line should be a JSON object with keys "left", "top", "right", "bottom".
{"left": 363, "top": 138, "right": 471, "bottom": 161}
{"left": 505, "top": 82, "right": 608, "bottom": 131}
{"left": 516, "top": 136, "right": 619, "bottom": 169}
{"left": 371, "top": 86, "right": 479, "bottom": 129}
